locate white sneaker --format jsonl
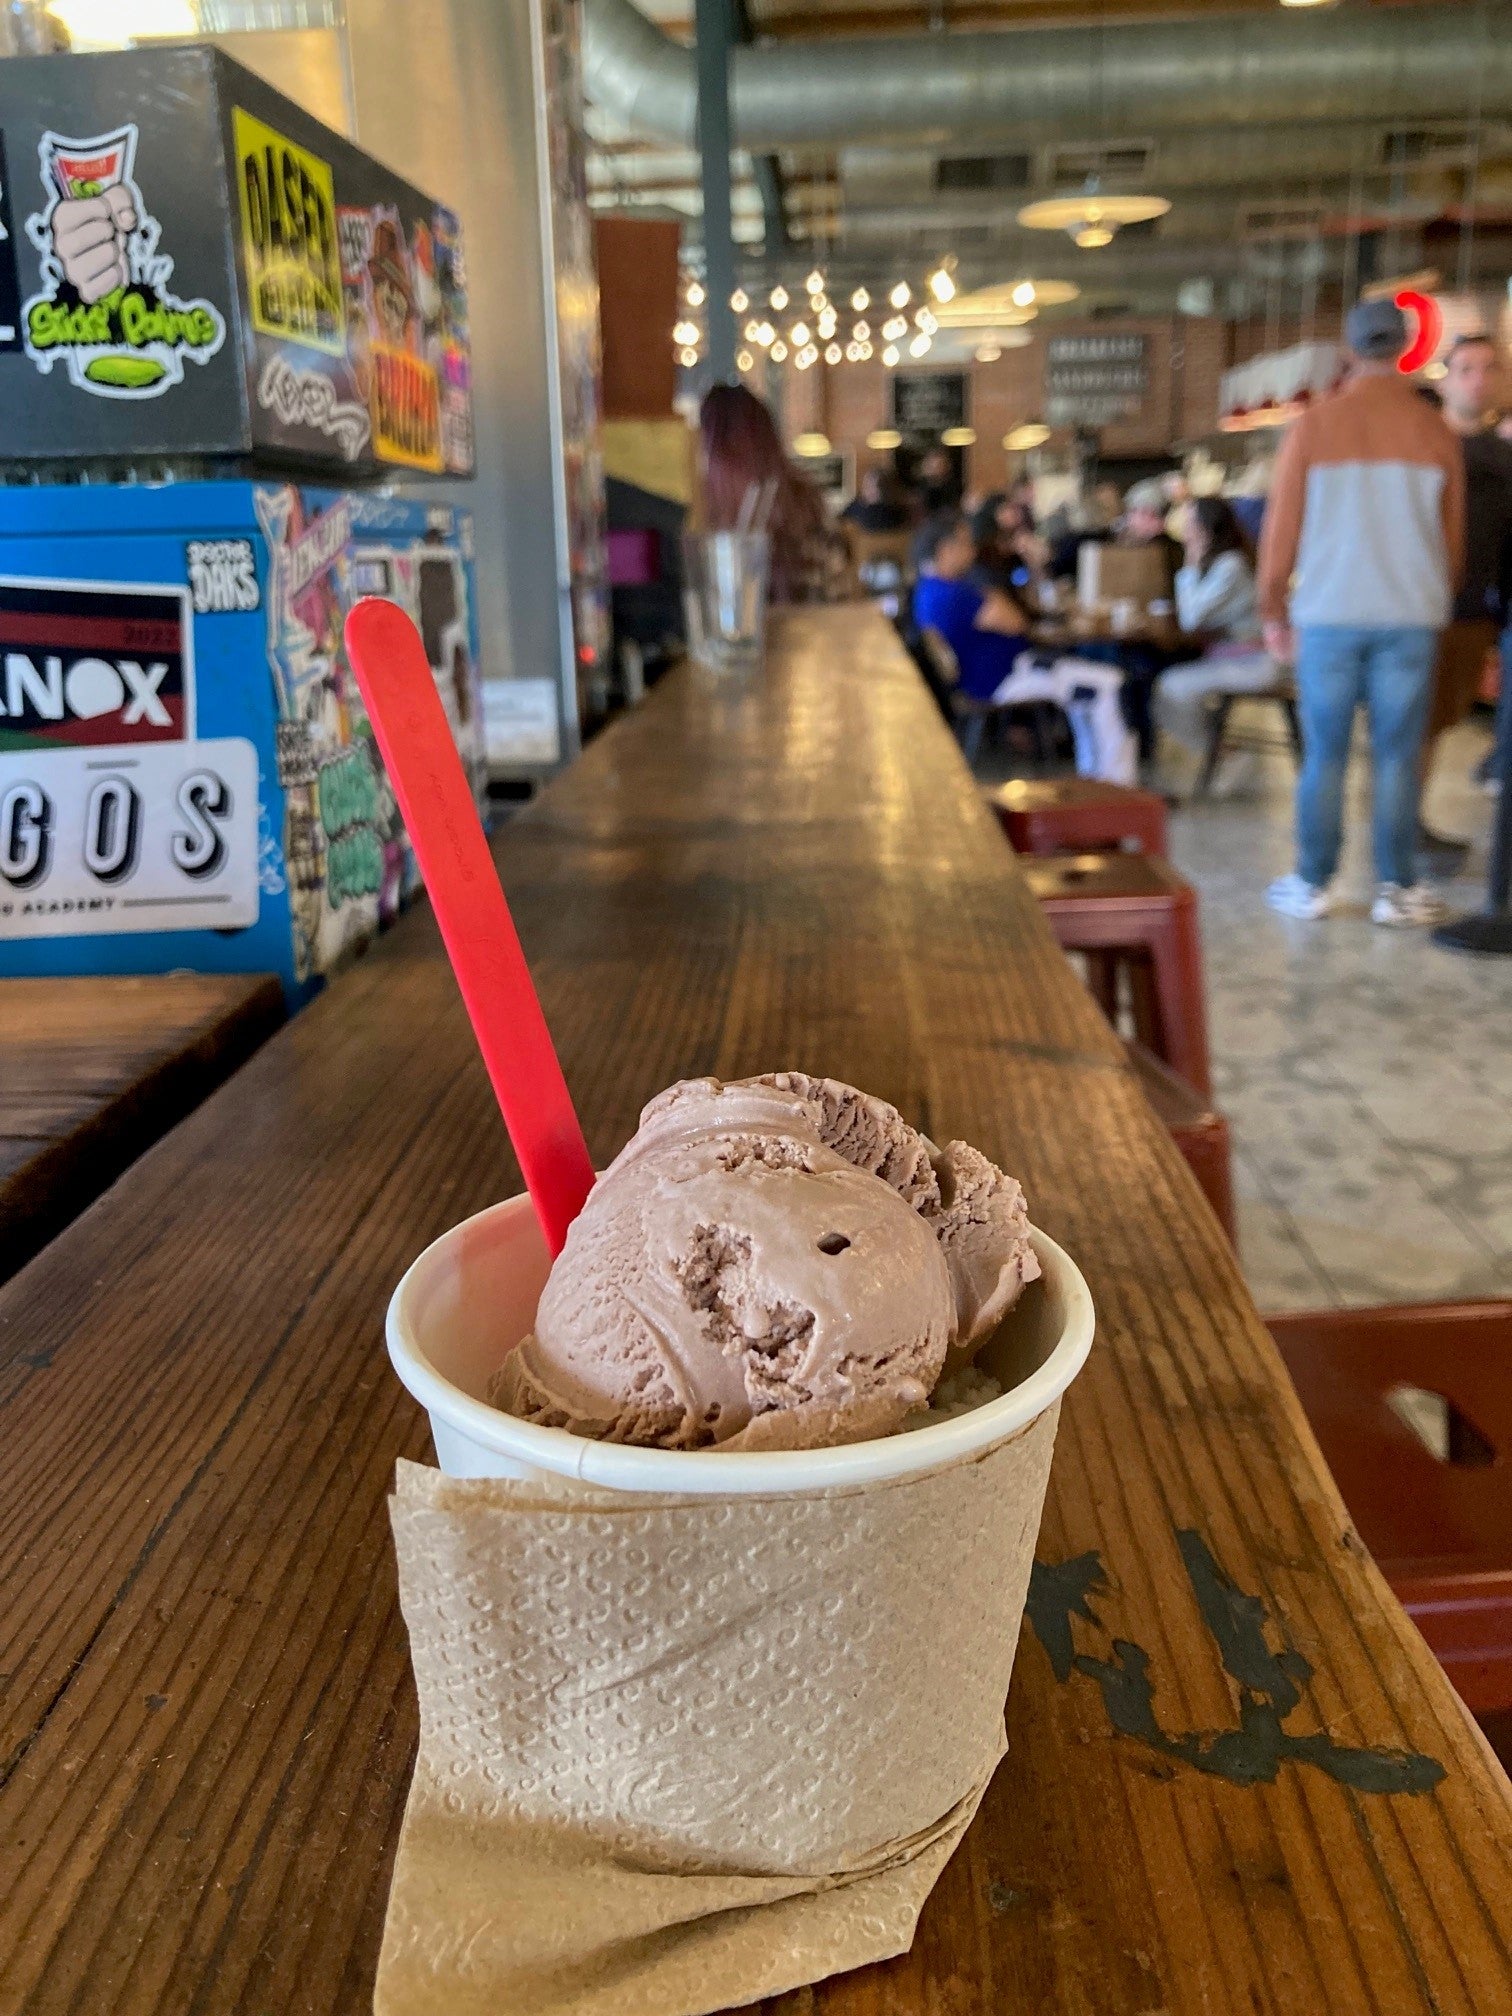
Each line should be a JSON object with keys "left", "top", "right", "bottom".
{"left": 1266, "top": 873, "right": 1334, "bottom": 919}
{"left": 1371, "top": 882, "right": 1451, "bottom": 927}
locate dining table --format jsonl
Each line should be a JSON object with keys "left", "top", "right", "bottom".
{"left": 1, "top": 604, "right": 1508, "bottom": 2015}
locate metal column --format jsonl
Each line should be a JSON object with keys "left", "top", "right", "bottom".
{"left": 695, "top": 0, "right": 737, "bottom": 381}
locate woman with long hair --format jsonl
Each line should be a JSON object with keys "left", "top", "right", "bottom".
{"left": 1175, "top": 496, "right": 1259, "bottom": 638}
{"left": 1154, "top": 493, "right": 1274, "bottom": 789}
{"left": 698, "top": 384, "right": 837, "bottom": 603}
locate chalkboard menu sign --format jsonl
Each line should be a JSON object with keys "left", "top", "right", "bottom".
{"left": 1045, "top": 333, "right": 1149, "bottom": 427}
{"left": 892, "top": 370, "right": 968, "bottom": 438}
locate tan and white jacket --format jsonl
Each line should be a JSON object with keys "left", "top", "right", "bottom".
{"left": 1257, "top": 372, "right": 1466, "bottom": 631}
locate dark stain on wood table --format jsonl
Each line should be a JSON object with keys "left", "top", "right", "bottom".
{"left": 0, "top": 609, "right": 1508, "bottom": 2015}
{"left": 0, "top": 973, "right": 285, "bottom": 1281}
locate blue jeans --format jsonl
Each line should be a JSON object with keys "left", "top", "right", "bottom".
{"left": 1294, "top": 625, "right": 1438, "bottom": 888}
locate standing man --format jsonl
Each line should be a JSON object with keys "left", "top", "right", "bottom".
{"left": 1258, "top": 298, "right": 1465, "bottom": 926}
{"left": 1424, "top": 333, "right": 1512, "bottom": 865}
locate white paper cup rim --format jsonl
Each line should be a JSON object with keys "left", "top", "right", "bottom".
{"left": 387, "top": 1193, "right": 1094, "bottom": 1496}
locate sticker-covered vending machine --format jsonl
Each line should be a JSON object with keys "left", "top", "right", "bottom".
{"left": 0, "top": 46, "right": 481, "bottom": 1003}
{"left": 0, "top": 483, "right": 483, "bottom": 997}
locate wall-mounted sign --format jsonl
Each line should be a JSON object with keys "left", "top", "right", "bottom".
{"left": 1395, "top": 290, "right": 1444, "bottom": 376}
{"left": 0, "top": 135, "right": 22, "bottom": 355}
{"left": 892, "top": 370, "right": 968, "bottom": 439}
{"left": 1045, "top": 333, "right": 1149, "bottom": 427}
{"left": 232, "top": 108, "right": 344, "bottom": 357}
{"left": 21, "top": 122, "right": 226, "bottom": 399}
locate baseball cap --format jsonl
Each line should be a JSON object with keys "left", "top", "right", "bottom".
{"left": 1345, "top": 297, "right": 1408, "bottom": 362}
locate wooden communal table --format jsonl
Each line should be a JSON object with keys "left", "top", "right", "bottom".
{"left": 1, "top": 608, "right": 1509, "bottom": 2015}
{"left": 0, "top": 972, "right": 284, "bottom": 1281}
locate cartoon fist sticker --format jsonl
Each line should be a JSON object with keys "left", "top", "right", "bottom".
{"left": 50, "top": 184, "right": 138, "bottom": 303}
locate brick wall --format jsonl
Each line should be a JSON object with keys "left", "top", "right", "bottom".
{"left": 775, "top": 315, "right": 1232, "bottom": 488}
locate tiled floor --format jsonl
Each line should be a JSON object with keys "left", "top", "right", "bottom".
{"left": 1167, "top": 711, "right": 1512, "bottom": 1314}
{"left": 982, "top": 704, "right": 1512, "bottom": 1315}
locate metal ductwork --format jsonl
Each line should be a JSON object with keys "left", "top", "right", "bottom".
{"left": 583, "top": 0, "right": 1512, "bottom": 153}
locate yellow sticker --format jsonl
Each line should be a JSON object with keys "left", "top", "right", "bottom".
{"left": 371, "top": 344, "right": 443, "bottom": 472}
{"left": 233, "top": 108, "right": 345, "bottom": 357}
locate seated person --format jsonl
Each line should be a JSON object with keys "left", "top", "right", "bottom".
{"left": 972, "top": 495, "right": 1053, "bottom": 605}
{"left": 1154, "top": 496, "right": 1276, "bottom": 785}
{"left": 913, "top": 510, "right": 1032, "bottom": 700}
{"left": 842, "top": 466, "right": 909, "bottom": 533}
{"left": 912, "top": 510, "right": 1136, "bottom": 782}
{"left": 1120, "top": 477, "right": 1184, "bottom": 598}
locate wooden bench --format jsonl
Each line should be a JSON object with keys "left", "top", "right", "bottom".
{"left": 0, "top": 973, "right": 284, "bottom": 1281}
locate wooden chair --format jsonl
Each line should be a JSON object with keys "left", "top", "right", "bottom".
{"left": 1268, "top": 1301, "right": 1512, "bottom": 1717}
{"left": 920, "top": 626, "right": 1059, "bottom": 768}
{"left": 845, "top": 525, "right": 914, "bottom": 584}
{"left": 1195, "top": 671, "right": 1302, "bottom": 799}
{"left": 1124, "top": 1038, "right": 1235, "bottom": 1242}
{"left": 1022, "top": 851, "right": 1211, "bottom": 1098}
{"left": 989, "top": 777, "right": 1169, "bottom": 859}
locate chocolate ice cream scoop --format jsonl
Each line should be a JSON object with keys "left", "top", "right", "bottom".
{"left": 491, "top": 1075, "right": 1039, "bottom": 1450}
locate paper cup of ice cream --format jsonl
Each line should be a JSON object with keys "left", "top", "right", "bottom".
{"left": 379, "top": 1077, "right": 1095, "bottom": 2012}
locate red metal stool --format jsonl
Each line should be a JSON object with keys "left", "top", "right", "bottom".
{"left": 1268, "top": 1302, "right": 1512, "bottom": 1717}
{"left": 1124, "top": 1038, "right": 1235, "bottom": 1243}
{"left": 988, "top": 777, "right": 1169, "bottom": 859}
{"left": 1023, "top": 852, "right": 1211, "bottom": 1098}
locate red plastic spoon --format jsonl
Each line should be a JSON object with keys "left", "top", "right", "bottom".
{"left": 344, "top": 597, "right": 595, "bottom": 1256}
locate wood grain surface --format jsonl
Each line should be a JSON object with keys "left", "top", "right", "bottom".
{"left": 0, "top": 608, "right": 1508, "bottom": 2016}
{"left": 0, "top": 973, "right": 284, "bottom": 1282}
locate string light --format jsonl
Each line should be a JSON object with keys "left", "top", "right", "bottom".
{"left": 845, "top": 342, "right": 863, "bottom": 361}
{"left": 790, "top": 321, "right": 811, "bottom": 345}
{"left": 889, "top": 280, "right": 911, "bottom": 309}
{"left": 882, "top": 314, "right": 908, "bottom": 342}
{"left": 679, "top": 346, "right": 698, "bottom": 367}
{"left": 883, "top": 343, "right": 900, "bottom": 367}
{"left": 744, "top": 318, "right": 761, "bottom": 341}
{"left": 858, "top": 340, "right": 873, "bottom": 359}
{"left": 770, "top": 284, "right": 789, "bottom": 309}
{"left": 1011, "top": 280, "right": 1035, "bottom": 307}
{"left": 825, "top": 342, "right": 842, "bottom": 364}
{"left": 817, "top": 309, "right": 837, "bottom": 338}
{"left": 737, "top": 348, "right": 754, "bottom": 371}
{"left": 731, "top": 287, "right": 748, "bottom": 312}
{"left": 805, "top": 267, "right": 825, "bottom": 294}
{"left": 852, "top": 320, "right": 870, "bottom": 341}
{"left": 909, "top": 332, "right": 932, "bottom": 357}
{"left": 915, "top": 307, "right": 938, "bottom": 334}
{"left": 927, "top": 260, "right": 956, "bottom": 304}
{"left": 673, "top": 319, "right": 700, "bottom": 345}
{"left": 687, "top": 279, "right": 706, "bottom": 306}
{"left": 756, "top": 321, "right": 776, "bottom": 346}
{"left": 770, "top": 339, "right": 789, "bottom": 361}
{"left": 851, "top": 287, "right": 870, "bottom": 311}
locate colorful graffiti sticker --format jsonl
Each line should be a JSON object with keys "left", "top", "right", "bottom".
{"left": 233, "top": 108, "right": 345, "bottom": 358}
{"left": 22, "top": 124, "right": 225, "bottom": 398}
{"left": 253, "top": 486, "right": 407, "bottom": 981}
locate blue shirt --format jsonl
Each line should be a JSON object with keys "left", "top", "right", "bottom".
{"left": 913, "top": 574, "right": 1028, "bottom": 701}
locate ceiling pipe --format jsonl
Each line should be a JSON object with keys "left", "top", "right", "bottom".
{"left": 583, "top": 0, "right": 1512, "bottom": 153}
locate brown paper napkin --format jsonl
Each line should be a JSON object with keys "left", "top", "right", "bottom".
{"left": 378, "top": 1404, "right": 1060, "bottom": 2016}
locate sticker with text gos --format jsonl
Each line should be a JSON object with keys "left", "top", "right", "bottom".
{"left": 0, "top": 575, "right": 194, "bottom": 748}
{"left": 0, "top": 736, "right": 260, "bottom": 939}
